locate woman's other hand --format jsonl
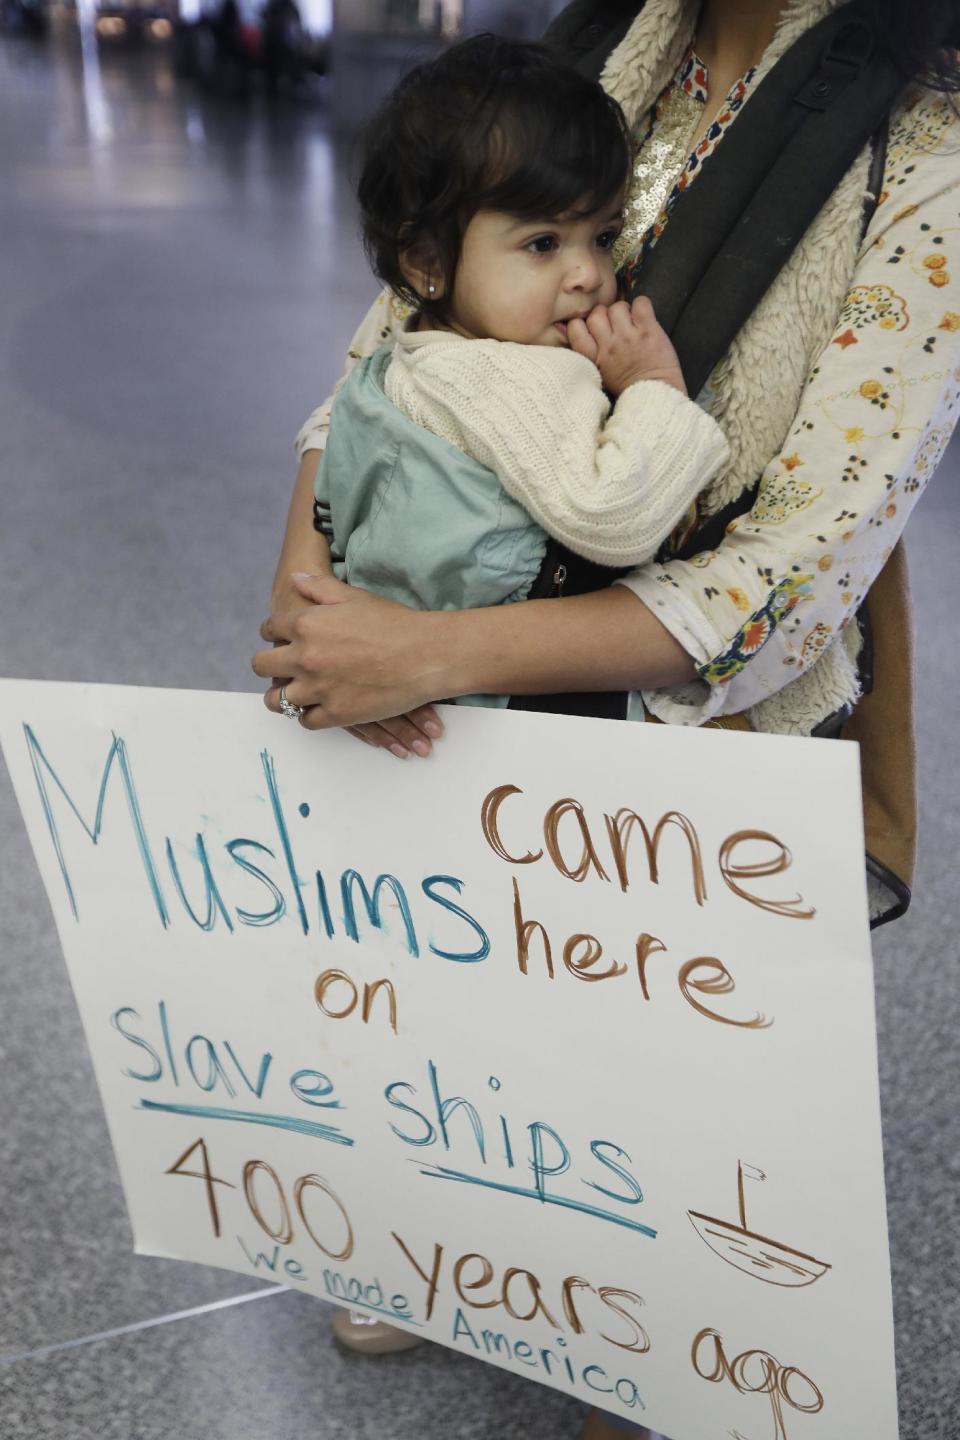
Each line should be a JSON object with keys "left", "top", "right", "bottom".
{"left": 253, "top": 573, "right": 448, "bottom": 746}
{"left": 345, "top": 708, "right": 445, "bottom": 760}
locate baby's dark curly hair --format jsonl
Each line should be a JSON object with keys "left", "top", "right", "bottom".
{"left": 357, "top": 33, "right": 632, "bottom": 323}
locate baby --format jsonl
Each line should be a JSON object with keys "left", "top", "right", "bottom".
{"left": 300, "top": 35, "right": 729, "bottom": 705}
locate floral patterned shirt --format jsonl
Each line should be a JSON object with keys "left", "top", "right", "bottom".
{"left": 618, "top": 84, "right": 960, "bottom": 721}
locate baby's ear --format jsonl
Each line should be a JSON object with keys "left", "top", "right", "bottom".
{"left": 398, "top": 235, "right": 445, "bottom": 302}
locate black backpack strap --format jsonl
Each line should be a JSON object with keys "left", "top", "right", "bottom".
{"left": 631, "top": 1, "right": 904, "bottom": 397}
{"left": 668, "top": 110, "right": 890, "bottom": 566}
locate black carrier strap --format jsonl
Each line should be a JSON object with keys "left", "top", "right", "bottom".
{"left": 671, "top": 111, "right": 891, "bottom": 570}
{"left": 511, "top": 2, "right": 902, "bottom": 723}
{"left": 630, "top": 4, "right": 901, "bottom": 398}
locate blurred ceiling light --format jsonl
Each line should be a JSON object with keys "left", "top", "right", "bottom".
{"left": 148, "top": 16, "right": 173, "bottom": 36}
{"left": 416, "top": 0, "right": 460, "bottom": 31}
{"left": 95, "top": 13, "right": 127, "bottom": 32}
{"left": 439, "top": 0, "right": 460, "bottom": 36}
{"left": 77, "top": 0, "right": 114, "bottom": 142}
{"left": 299, "top": 0, "right": 330, "bottom": 32}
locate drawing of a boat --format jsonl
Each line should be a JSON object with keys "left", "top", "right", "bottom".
{"left": 687, "top": 1162, "right": 832, "bottom": 1288}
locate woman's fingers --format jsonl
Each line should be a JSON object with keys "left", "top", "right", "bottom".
{"left": 346, "top": 722, "right": 413, "bottom": 756}
{"left": 257, "top": 572, "right": 355, "bottom": 670}
{"left": 344, "top": 708, "right": 444, "bottom": 758}
{"left": 264, "top": 570, "right": 335, "bottom": 644}
{"left": 253, "top": 640, "right": 298, "bottom": 683}
{"left": 263, "top": 681, "right": 287, "bottom": 714}
{"left": 299, "top": 703, "right": 446, "bottom": 753}
{"left": 252, "top": 581, "right": 444, "bottom": 727}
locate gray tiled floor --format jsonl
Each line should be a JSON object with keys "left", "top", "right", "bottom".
{"left": 1, "top": 1288, "right": 584, "bottom": 1440}
{"left": 1, "top": 23, "right": 958, "bottom": 1440}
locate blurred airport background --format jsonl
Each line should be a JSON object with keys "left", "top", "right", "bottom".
{"left": 0, "top": 0, "right": 570, "bottom": 120}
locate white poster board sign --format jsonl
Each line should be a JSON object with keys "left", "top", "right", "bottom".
{"left": 0, "top": 680, "right": 898, "bottom": 1440}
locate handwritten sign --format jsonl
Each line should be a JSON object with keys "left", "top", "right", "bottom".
{"left": 0, "top": 680, "right": 898, "bottom": 1439}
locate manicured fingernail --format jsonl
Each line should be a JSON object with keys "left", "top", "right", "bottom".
{"left": 389, "top": 744, "right": 410, "bottom": 759}
{"left": 423, "top": 720, "right": 444, "bottom": 738}
{"left": 411, "top": 739, "right": 431, "bottom": 758}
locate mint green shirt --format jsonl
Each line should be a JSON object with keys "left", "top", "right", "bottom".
{"left": 317, "top": 347, "right": 548, "bottom": 707}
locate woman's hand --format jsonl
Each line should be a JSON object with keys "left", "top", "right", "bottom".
{"left": 345, "top": 709, "right": 445, "bottom": 760}
{"left": 253, "top": 573, "right": 449, "bottom": 745}
{"left": 254, "top": 574, "right": 697, "bottom": 737}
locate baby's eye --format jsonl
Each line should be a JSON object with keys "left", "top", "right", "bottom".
{"left": 596, "top": 228, "right": 620, "bottom": 251}
{"left": 526, "top": 234, "right": 558, "bottom": 254}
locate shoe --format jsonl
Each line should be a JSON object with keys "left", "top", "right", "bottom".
{"left": 581, "top": 1415, "right": 669, "bottom": 1439}
{"left": 331, "top": 1307, "right": 423, "bottom": 1354}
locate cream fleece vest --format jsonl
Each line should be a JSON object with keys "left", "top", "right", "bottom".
{"left": 602, "top": 0, "right": 875, "bottom": 735}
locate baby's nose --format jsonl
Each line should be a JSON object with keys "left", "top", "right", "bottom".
{"left": 567, "top": 254, "right": 603, "bottom": 291}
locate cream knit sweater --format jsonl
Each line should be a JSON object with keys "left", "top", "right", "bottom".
{"left": 383, "top": 327, "right": 730, "bottom": 568}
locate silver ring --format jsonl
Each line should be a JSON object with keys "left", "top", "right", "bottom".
{"left": 278, "top": 686, "right": 304, "bottom": 722}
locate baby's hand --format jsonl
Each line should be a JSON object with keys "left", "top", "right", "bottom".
{"left": 567, "top": 296, "right": 686, "bottom": 397}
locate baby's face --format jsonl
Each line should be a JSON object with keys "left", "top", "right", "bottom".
{"left": 444, "top": 201, "right": 621, "bottom": 347}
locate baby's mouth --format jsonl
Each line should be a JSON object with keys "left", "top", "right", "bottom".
{"left": 555, "top": 311, "right": 590, "bottom": 336}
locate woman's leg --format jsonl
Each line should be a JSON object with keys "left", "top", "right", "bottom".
{"left": 581, "top": 1411, "right": 669, "bottom": 1440}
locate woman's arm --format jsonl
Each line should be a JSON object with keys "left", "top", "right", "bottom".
{"left": 266, "top": 450, "right": 330, "bottom": 622}
{"left": 619, "top": 129, "right": 960, "bottom": 727}
{"left": 252, "top": 575, "right": 696, "bottom": 729}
